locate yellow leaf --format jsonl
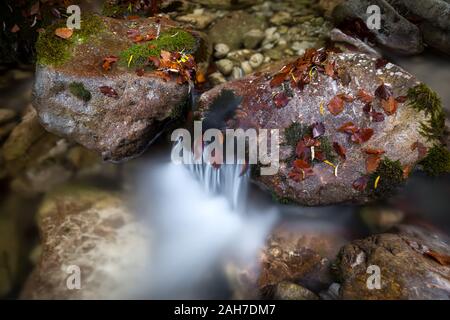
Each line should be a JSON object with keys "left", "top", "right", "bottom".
{"left": 374, "top": 175, "right": 381, "bottom": 189}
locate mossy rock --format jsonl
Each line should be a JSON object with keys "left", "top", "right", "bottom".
{"left": 32, "top": 16, "right": 210, "bottom": 162}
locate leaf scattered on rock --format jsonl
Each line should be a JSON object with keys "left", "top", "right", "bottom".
{"left": 411, "top": 141, "right": 428, "bottom": 159}
{"left": 381, "top": 96, "right": 398, "bottom": 115}
{"left": 395, "top": 95, "right": 407, "bottom": 103}
{"left": 99, "top": 86, "right": 118, "bottom": 98}
{"left": 328, "top": 95, "right": 345, "bottom": 115}
{"left": 351, "top": 128, "right": 374, "bottom": 144}
{"left": 375, "top": 58, "right": 388, "bottom": 69}
{"left": 102, "top": 56, "right": 118, "bottom": 71}
{"left": 375, "top": 83, "right": 393, "bottom": 100}
{"left": 357, "top": 89, "right": 374, "bottom": 104}
{"left": 333, "top": 142, "right": 346, "bottom": 160}
{"left": 364, "top": 148, "right": 385, "bottom": 155}
{"left": 424, "top": 249, "right": 450, "bottom": 266}
{"left": 312, "top": 122, "right": 325, "bottom": 138}
{"left": 55, "top": 27, "right": 73, "bottom": 39}
{"left": 338, "top": 121, "right": 358, "bottom": 134}
{"left": 353, "top": 176, "right": 368, "bottom": 191}
{"left": 366, "top": 154, "right": 381, "bottom": 173}
{"left": 273, "top": 92, "right": 289, "bottom": 108}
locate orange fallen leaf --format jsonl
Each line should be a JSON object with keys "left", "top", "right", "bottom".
{"left": 54, "top": 27, "right": 73, "bottom": 39}
{"left": 424, "top": 250, "right": 450, "bottom": 266}
{"left": 366, "top": 154, "right": 381, "bottom": 173}
{"left": 381, "top": 96, "right": 398, "bottom": 115}
{"left": 328, "top": 95, "right": 345, "bottom": 115}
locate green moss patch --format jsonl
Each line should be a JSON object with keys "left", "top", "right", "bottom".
{"left": 119, "top": 28, "right": 197, "bottom": 69}
{"left": 407, "top": 84, "right": 446, "bottom": 142}
{"left": 284, "top": 122, "right": 311, "bottom": 147}
{"left": 36, "top": 14, "right": 105, "bottom": 66}
{"left": 69, "top": 82, "right": 91, "bottom": 102}
{"left": 368, "top": 158, "right": 404, "bottom": 198}
{"left": 420, "top": 144, "right": 450, "bottom": 177}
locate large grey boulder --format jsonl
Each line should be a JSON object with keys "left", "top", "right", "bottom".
{"left": 198, "top": 49, "right": 444, "bottom": 205}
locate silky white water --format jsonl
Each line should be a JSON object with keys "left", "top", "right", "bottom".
{"left": 133, "top": 145, "right": 277, "bottom": 298}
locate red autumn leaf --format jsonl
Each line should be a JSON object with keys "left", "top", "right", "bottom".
{"left": 99, "top": 86, "right": 118, "bottom": 98}
{"left": 424, "top": 250, "right": 450, "bottom": 266}
{"left": 351, "top": 128, "right": 374, "bottom": 144}
{"left": 375, "top": 58, "right": 388, "bottom": 69}
{"left": 411, "top": 141, "right": 428, "bottom": 159}
{"left": 353, "top": 176, "right": 369, "bottom": 191}
{"left": 270, "top": 72, "right": 287, "bottom": 88}
{"left": 295, "top": 140, "right": 310, "bottom": 160}
{"left": 55, "top": 27, "right": 73, "bottom": 39}
{"left": 395, "top": 95, "right": 407, "bottom": 103}
{"left": 293, "top": 159, "right": 311, "bottom": 169}
{"left": 375, "top": 83, "right": 393, "bottom": 100}
{"left": 381, "top": 96, "right": 398, "bottom": 115}
{"left": 312, "top": 122, "right": 325, "bottom": 138}
{"left": 337, "top": 93, "right": 355, "bottom": 102}
{"left": 403, "top": 164, "right": 412, "bottom": 179}
{"left": 127, "top": 29, "right": 140, "bottom": 38}
{"left": 273, "top": 92, "right": 289, "bottom": 108}
{"left": 357, "top": 89, "right": 374, "bottom": 104}
{"left": 102, "top": 56, "right": 118, "bottom": 71}
{"left": 11, "top": 24, "right": 20, "bottom": 33}
{"left": 338, "top": 121, "right": 358, "bottom": 134}
{"left": 135, "top": 68, "right": 145, "bottom": 76}
{"left": 325, "top": 61, "right": 335, "bottom": 77}
{"left": 366, "top": 154, "right": 381, "bottom": 173}
{"left": 133, "top": 34, "right": 144, "bottom": 43}
{"left": 369, "top": 111, "right": 385, "bottom": 122}
{"left": 328, "top": 95, "right": 345, "bottom": 115}
{"left": 364, "top": 148, "right": 385, "bottom": 155}
{"left": 303, "top": 135, "right": 320, "bottom": 147}
{"left": 333, "top": 142, "right": 346, "bottom": 160}
{"left": 363, "top": 103, "right": 372, "bottom": 113}
{"left": 314, "top": 150, "right": 326, "bottom": 161}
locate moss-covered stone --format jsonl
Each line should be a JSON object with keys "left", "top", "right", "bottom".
{"left": 368, "top": 158, "right": 404, "bottom": 198}
{"left": 419, "top": 144, "right": 450, "bottom": 177}
{"left": 119, "top": 28, "right": 197, "bottom": 68}
{"left": 317, "top": 136, "right": 336, "bottom": 163}
{"left": 407, "top": 84, "right": 446, "bottom": 142}
{"left": 36, "top": 14, "right": 105, "bottom": 66}
{"left": 69, "top": 82, "right": 91, "bottom": 102}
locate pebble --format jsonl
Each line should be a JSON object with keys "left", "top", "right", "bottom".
{"left": 270, "top": 12, "right": 292, "bottom": 26}
{"left": 243, "top": 29, "right": 265, "bottom": 49}
{"left": 241, "top": 61, "right": 253, "bottom": 75}
{"left": 249, "top": 53, "right": 264, "bottom": 69}
{"left": 215, "top": 59, "right": 234, "bottom": 76}
{"left": 208, "top": 72, "right": 227, "bottom": 86}
{"left": 231, "top": 67, "right": 244, "bottom": 80}
{"left": 214, "top": 43, "right": 230, "bottom": 59}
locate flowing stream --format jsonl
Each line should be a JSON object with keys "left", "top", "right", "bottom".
{"left": 133, "top": 143, "right": 277, "bottom": 299}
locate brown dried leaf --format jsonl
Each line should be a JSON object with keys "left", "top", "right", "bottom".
{"left": 381, "top": 96, "right": 398, "bottom": 115}
{"left": 328, "top": 96, "right": 345, "bottom": 115}
{"left": 357, "top": 89, "right": 374, "bottom": 104}
{"left": 375, "top": 83, "right": 393, "bottom": 100}
{"left": 366, "top": 154, "right": 381, "bottom": 173}
{"left": 424, "top": 250, "right": 450, "bottom": 266}
{"left": 54, "top": 27, "right": 73, "bottom": 39}
{"left": 99, "top": 86, "right": 118, "bottom": 98}
{"left": 338, "top": 121, "right": 358, "bottom": 134}
{"left": 353, "top": 176, "right": 369, "bottom": 191}
{"left": 333, "top": 142, "right": 346, "bottom": 160}
{"left": 273, "top": 92, "right": 289, "bottom": 108}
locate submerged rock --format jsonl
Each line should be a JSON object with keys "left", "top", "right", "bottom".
{"left": 21, "top": 185, "right": 149, "bottom": 299}
{"left": 335, "top": 224, "right": 450, "bottom": 299}
{"left": 198, "top": 50, "right": 444, "bottom": 205}
{"left": 332, "top": 0, "right": 423, "bottom": 55}
{"left": 33, "top": 15, "right": 208, "bottom": 162}
{"left": 226, "top": 220, "right": 348, "bottom": 299}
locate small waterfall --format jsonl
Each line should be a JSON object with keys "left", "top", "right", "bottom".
{"left": 133, "top": 142, "right": 277, "bottom": 298}
{"left": 181, "top": 139, "right": 249, "bottom": 212}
